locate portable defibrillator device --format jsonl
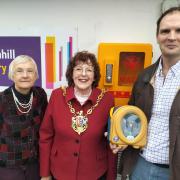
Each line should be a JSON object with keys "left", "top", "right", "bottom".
{"left": 98, "top": 43, "right": 152, "bottom": 106}
{"left": 108, "top": 105, "right": 147, "bottom": 149}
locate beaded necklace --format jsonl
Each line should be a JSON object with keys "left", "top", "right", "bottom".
{"left": 11, "top": 88, "right": 33, "bottom": 114}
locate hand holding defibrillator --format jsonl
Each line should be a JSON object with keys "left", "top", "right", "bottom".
{"left": 108, "top": 105, "right": 147, "bottom": 153}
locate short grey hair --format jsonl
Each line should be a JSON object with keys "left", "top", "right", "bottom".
{"left": 8, "top": 55, "right": 39, "bottom": 80}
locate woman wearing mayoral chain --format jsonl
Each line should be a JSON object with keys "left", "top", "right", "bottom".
{"left": 0, "top": 55, "right": 48, "bottom": 180}
{"left": 39, "top": 51, "right": 117, "bottom": 180}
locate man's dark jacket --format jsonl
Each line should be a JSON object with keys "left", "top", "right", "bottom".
{"left": 118, "top": 59, "right": 180, "bottom": 180}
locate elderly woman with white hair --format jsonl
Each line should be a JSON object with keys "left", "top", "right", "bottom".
{"left": 0, "top": 55, "right": 48, "bottom": 180}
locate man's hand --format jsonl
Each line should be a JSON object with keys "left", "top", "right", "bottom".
{"left": 110, "top": 143, "right": 128, "bottom": 154}
{"left": 104, "top": 132, "right": 128, "bottom": 153}
{"left": 104, "top": 132, "right": 108, "bottom": 137}
{"left": 41, "top": 176, "right": 52, "bottom": 180}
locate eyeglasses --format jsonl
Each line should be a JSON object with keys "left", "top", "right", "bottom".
{"left": 74, "top": 65, "right": 94, "bottom": 75}
{"left": 14, "top": 68, "right": 35, "bottom": 76}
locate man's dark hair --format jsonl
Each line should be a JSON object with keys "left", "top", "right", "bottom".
{"left": 66, "top": 51, "right": 101, "bottom": 88}
{"left": 156, "top": 6, "right": 180, "bottom": 36}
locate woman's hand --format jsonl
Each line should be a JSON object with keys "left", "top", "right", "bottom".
{"left": 41, "top": 176, "right": 52, "bottom": 180}
{"left": 110, "top": 143, "right": 128, "bottom": 154}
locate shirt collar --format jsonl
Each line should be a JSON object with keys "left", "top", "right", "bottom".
{"left": 171, "top": 60, "right": 180, "bottom": 77}
{"left": 65, "top": 86, "right": 75, "bottom": 103}
{"left": 65, "top": 86, "right": 101, "bottom": 105}
{"left": 156, "top": 58, "right": 180, "bottom": 77}
{"left": 156, "top": 58, "right": 163, "bottom": 77}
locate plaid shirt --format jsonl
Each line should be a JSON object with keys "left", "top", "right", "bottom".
{"left": 142, "top": 60, "right": 180, "bottom": 164}
{"left": 0, "top": 86, "right": 47, "bottom": 167}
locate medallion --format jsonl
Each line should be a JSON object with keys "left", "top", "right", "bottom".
{"left": 61, "top": 87, "right": 105, "bottom": 135}
{"left": 72, "top": 111, "right": 88, "bottom": 135}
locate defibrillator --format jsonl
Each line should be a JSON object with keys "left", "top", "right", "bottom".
{"left": 108, "top": 105, "right": 147, "bottom": 149}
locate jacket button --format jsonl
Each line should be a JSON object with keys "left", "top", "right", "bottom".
{"left": 74, "top": 152, "right": 78, "bottom": 157}
{"left": 75, "top": 139, "right": 79, "bottom": 143}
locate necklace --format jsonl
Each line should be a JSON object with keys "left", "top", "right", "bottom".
{"left": 61, "top": 86, "right": 106, "bottom": 135}
{"left": 11, "top": 88, "right": 33, "bottom": 114}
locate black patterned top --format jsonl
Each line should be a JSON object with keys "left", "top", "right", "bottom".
{"left": 0, "top": 85, "right": 48, "bottom": 167}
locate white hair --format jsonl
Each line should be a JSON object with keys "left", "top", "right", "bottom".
{"left": 8, "top": 55, "right": 39, "bottom": 80}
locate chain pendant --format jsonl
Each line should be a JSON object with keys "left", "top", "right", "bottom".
{"left": 72, "top": 111, "right": 88, "bottom": 135}
{"left": 61, "top": 87, "right": 106, "bottom": 135}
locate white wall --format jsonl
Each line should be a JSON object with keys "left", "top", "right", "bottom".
{"left": 0, "top": 0, "right": 165, "bottom": 62}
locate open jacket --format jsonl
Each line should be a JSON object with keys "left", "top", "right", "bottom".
{"left": 119, "top": 58, "right": 180, "bottom": 180}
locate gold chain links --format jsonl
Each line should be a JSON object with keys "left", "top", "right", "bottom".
{"left": 61, "top": 86, "right": 106, "bottom": 117}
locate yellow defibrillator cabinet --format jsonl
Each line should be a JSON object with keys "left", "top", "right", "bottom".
{"left": 98, "top": 43, "right": 152, "bottom": 106}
